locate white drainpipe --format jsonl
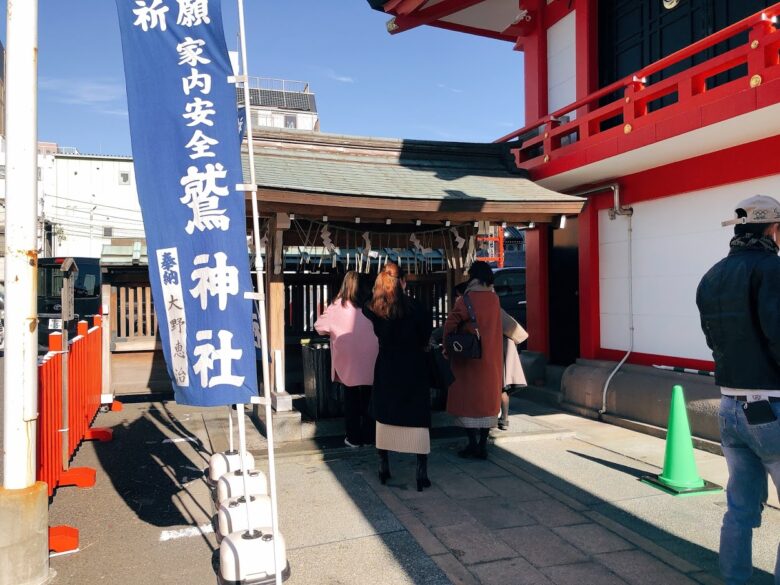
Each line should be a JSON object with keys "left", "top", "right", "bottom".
{"left": 567, "top": 184, "right": 633, "bottom": 416}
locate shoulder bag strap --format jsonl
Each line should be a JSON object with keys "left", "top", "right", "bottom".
{"left": 462, "top": 293, "right": 480, "bottom": 339}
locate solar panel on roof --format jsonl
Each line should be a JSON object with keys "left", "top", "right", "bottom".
{"left": 235, "top": 87, "right": 317, "bottom": 112}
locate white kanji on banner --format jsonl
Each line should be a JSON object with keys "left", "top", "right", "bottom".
{"left": 132, "top": 0, "right": 169, "bottom": 32}
{"left": 193, "top": 330, "right": 244, "bottom": 388}
{"left": 189, "top": 251, "right": 239, "bottom": 311}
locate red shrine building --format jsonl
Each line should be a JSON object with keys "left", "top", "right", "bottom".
{"left": 367, "top": 1, "right": 780, "bottom": 434}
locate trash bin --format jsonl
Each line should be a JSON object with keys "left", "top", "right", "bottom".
{"left": 301, "top": 338, "right": 345, "bottom": 419}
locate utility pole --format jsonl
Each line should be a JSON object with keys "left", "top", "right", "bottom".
{"left": 0, "top": 0, "right": 50, "bottom": 583}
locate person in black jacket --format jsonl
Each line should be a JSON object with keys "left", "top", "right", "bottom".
{"left": 363, "top": 262, "right": 433, "bottom": 492}
{"left": 696, "top": 195, "right": 780, "bottom": 585}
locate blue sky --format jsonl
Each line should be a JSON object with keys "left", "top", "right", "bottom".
{"left": 2, "top": 0, "right": 525, "bottom": 155}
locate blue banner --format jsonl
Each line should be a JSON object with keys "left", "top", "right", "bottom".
{"left": 116, "top": 0, "right": 258, "bottom": 406}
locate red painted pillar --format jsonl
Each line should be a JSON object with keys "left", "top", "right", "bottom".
{"left": 522, "top": 0, "right": 548, "bottom": 121}
{"left": 575, "top": 0, "right": 598, "bottom": 110}
{"left": 525, "top": 225, "right": 550, "bottom": 356}
{"left": 578, "top": 198, "right": 600, "bottom": 358}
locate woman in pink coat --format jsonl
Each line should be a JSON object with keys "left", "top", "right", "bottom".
{"left": 315, "top": 272, "right": 379, "bottom": 447}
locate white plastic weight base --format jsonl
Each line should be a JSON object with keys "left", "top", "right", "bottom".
{"left": 218, "top": 527, "right": 290, "bottom": 585}
{"left": 216, "top": 469, "right": 268, "bottom": 505}
{"left": 209, "top": 450, "right": 256, "bottom": 485}
{"left": 217, "top": 494, "right": 273, "bottom": 543}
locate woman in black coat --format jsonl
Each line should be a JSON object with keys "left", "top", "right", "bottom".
{"left": 363, "top": 262, "right": 433, "bottom": 491}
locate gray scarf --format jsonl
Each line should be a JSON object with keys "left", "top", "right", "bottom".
{"left": 729, "top": 233, "right": 779, "bottom": 254}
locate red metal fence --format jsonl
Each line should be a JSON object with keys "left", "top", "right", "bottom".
{"left": 36, "top": 316, "right": 114, "bottom": 553}
{"left": 37, "top": 316, "right": 111, "bottom": 552}
{"left": 37, "top": 316, "right": 110, "bottom": 497}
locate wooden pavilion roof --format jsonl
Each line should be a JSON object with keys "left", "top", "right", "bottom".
{"left": 241, "top": 128, "right": 584, "bottom": 224}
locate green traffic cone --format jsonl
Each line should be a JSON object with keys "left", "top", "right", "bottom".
{"left": 640, "top": 385, "right": 722, "bottom": 496}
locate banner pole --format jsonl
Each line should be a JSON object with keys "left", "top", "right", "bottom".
{"left": 235, "top": 403, "right": 255, "bottom": 533}
{"left": 227, "top": 405, "right": 234, "bottom": 453}
{"left": 236, "top": 0, "right": 283, "bottom": 582}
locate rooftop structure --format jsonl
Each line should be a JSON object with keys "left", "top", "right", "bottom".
{"left": 237, "top": 76, "right": 319, "bottom": 132}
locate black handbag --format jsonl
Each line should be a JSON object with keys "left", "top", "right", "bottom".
{"left": 445, "top": 293, "right": 482, "bottom": 359}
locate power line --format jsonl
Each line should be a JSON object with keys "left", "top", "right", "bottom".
{"left": 46, "top": 194, "right": 144, "bottom": 214}
{"left": 48, "top": 204, "right": 145, "bottom": 223}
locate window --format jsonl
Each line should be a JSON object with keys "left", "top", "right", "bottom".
{"left": 284, "top": 115, "right": 297, "bottom": 129}
{"left": 119, "top": 171, "right": 131, "bottom": 185}
{"left": 494, "top": 270, "right": 526, "bottom": 298}
{"left": 38, "top": 263, "right": 101, "bottom": 299}
{"left": 103, "top": 226, "right": 114, "bottom": 238}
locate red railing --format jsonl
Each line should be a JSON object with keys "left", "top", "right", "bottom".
{"left": 37, "top": 315, "right": 113, "bottom": 553}
{"left": 37, "top": 346, "right": 63, "bottom": 498}
{"left": 37, "top": 316, "right": 111, "bottom": 495}
{"left": 497, "top": 4, "right": 780, "bottom": 171}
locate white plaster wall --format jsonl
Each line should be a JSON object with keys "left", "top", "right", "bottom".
{"left": 547, "top": 11, "right": 576, "bottom": 115}
{"left": 49, "top": 156, "right": 144, "bottom": 258}
{"left": 599, "top": 174, "right": 780, "bottom": 361}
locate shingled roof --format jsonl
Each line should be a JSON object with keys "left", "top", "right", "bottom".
{"left": 241, "top": 128, "right": 583, "bottom": 223}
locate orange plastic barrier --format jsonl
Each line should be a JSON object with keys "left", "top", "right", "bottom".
{"left": 36, "top": 316, "right": 113, "bottom": 553}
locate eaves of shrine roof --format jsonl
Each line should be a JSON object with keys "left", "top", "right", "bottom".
{"left": 241, "top": 128, "right": 583, "bottom": 211}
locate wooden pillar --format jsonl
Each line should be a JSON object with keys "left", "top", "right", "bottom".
{"left": 578, "top": 198, "right": 600, "bottom": 359}
{"left": 525, "top": 224, "right": 550, "bottom": 357}
{"left": 265, "top": 212, "right": 292, "bottom": 411}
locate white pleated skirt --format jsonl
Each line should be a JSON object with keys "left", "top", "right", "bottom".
{"left": 375, "top": 422, "right": 430, "bottom": 454}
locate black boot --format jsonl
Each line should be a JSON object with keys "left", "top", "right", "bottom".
{"left": 416, "top": 454, "right": 432, "bottom": 492}
{"left": 378, "top": 449, "right": 391, "bottom": 484}
{"left": 477, "top": 428, "right": 489, "bottom": 459}
{"left": 458, "top": 429, "right": 479, "bottom": 458}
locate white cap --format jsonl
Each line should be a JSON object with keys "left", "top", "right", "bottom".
{"left": 721, "top": 195, "right": 780, "bottom": 227}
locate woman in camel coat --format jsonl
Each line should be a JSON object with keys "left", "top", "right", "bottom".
{"left": 444, "top": 261, "right": 526, "bottom": 458}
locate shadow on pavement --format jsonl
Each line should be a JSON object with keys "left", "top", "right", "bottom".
{"left": 566, "top": 450, "right": 651, "bottom": 479}
{"left": 93, "top": 402, "right": 212, "bottom": 535}
{"left": 312, "top": 415, "right": 776, "bottom": 585}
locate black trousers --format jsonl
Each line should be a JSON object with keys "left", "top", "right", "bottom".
{"left": 343, "top": 385, "right": 375, "bottom": 445}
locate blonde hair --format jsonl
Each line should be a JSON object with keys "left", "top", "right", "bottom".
{"left": 368, "top": 262, "right": 408, "bottom": 319}
{"left": 335, "top": 271, "right": 361, "bottom": 307}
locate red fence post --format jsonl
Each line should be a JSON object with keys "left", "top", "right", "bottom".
{"left": 59, "top": 323, "right": 98, "bottom": 490}
{"left": 84, "top": 317, "right": 112, "bottom": 443}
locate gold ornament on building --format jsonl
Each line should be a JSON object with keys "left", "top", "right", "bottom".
{"left": 663, "top": 0, "right": 680, "bottom": 9}
{"left": 386, "top": 18, "right": 398, "bottom": 32}
{"left": 543, "top": 154, "right": 550, "bottom": 163}
{"left": 750, "top": 74, "right": 763, "bottom": 88}
{"left": 751, "top": 40, "right": 760, "bottom": 49}
{"left": 624, "top": 123, "right": 633, "bottom": 134}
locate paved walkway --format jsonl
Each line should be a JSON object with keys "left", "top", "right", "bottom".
{"left": 47, "top": 397, "right": 779, "bottom": 585}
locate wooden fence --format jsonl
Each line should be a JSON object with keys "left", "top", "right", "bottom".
{"left": 111, "top": 285, "right": 159, "bottom": 351}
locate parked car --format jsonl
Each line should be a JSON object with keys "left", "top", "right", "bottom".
{"left": 37, "top": 257, "right": 102, "bottom": 351}
{"left": 493, "top": 267, "right": 526, "bottom": 328}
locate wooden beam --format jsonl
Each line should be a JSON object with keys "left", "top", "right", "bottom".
{"left": 390, "top": 0, "right": 487, "bottom": 35}
{"left": 245, "top": 188, "right": 584, "bottom": 220}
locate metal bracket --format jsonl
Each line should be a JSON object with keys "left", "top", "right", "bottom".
{"left": 236, "top": 183, "right": 256, "bottom": 192}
